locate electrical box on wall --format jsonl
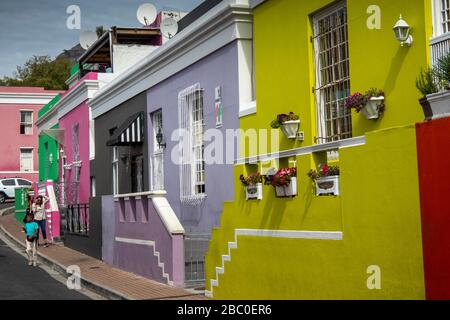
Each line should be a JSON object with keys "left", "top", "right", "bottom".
{"left": 296, "top": 131, "right": 305, "bottom": 142}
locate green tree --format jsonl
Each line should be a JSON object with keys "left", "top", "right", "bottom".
{"left": 0, "top": 55, "right": 72, "bottom": 90}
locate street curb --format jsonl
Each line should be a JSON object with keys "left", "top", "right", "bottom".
{"left": 0, "top": 223, "right": 132, "bottom": 300}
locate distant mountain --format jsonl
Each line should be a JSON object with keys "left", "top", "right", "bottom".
{"left": 56, "top": 44, "right": 85, "bottom": 62}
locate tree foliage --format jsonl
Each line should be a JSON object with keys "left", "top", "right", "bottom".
{"left": 0, "top": 55, "right": 72, "bottom": 90}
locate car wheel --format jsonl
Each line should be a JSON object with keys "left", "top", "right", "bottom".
{"left": 0, "top": 192, "right": 6, "bottom": 204}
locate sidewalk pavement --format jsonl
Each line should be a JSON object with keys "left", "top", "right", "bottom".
{"left": 0, "top": 214, "right": 207, "bottom": 300}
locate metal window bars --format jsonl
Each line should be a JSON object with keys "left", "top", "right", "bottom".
{"left": 313, "top": 3, "right": 352, "bottom": 143}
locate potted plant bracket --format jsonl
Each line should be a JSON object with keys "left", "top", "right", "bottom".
{"left": 266, "top": 168, "right": 297, "bottom": 198}
{"left": 315, "top": 176, "right": 340, "bottom": 196}
{"left": 362, "top": 96, "right": 385, "bottom": 120}
{"left": 245, "top": 183, "right": 263, "bottom": 200}
{"left": 308, "top": 165, "right": 340, "bottom": 197}
{"left": 271, "top": 112, "right": 300, "bottom": 140}
{"left": 240, "top": 173, "right": 263, "bottom": 201}
{"left": 281, "top": 120, "right": 301, "bottom": 139}
{"left": 345, "top": 89, "right": 385, "bottom": 121}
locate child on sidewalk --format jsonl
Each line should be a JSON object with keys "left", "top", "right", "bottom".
{"left": 23, "top": 212, "right": 39, "bottom": 267}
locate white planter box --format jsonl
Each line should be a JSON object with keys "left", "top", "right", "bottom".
{"left": 426, "top": 91, "right": 450, "bottom": 120}
{"left": 275, "top": 177, "right": 297, "bottom": 197}
{"left": 316, "top": 176, "right": 340, "bottom": 196}
{"left": 362, "top": 97, "right": 384, "bottom": 120}
{"left": 281, "top": 120, "right": 300, "bottom": 139}
{"left": 245, "top": 183, "right": 263, "bottom": 200}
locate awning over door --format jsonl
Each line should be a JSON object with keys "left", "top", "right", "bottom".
{"left": 107, "top": 112, "right": 145, "bottom": 146}
{"left": 40, "top": 129, "right": 65, "bottom": 145}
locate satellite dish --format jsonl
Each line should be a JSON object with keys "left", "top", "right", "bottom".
{"left": 160, "top": 18, "right": 178, "bottom": 39}
{"left": 137, "top": 3, "right": 157, "bottom": 26}
{"left": 80, "top": 31, "right": 99, "bottom": 50}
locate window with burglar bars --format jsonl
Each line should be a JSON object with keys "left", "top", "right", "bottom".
{"left": 178, "top": 84, "right": 206, "bottom": 206}
{"left": 313, "top": 1, "right": 352, "bottom": 143}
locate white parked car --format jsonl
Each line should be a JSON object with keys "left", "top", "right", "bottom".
{"left": 0, "top": 178, "right": 33, "bottom": 204}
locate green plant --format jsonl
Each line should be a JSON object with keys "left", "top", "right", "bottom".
{"left": 436, "top": 53, "right": 450, "bottom": 88}
{"left": 270, "top": 112, "right": 300, "bottom": 129}
{"left": 416, "top": 67, "right": 439, "bottom": 97}
{"left": 240, "top": 173, "right": 263, "bottom": 187}
{"left": 307, "top": 164, "right": 340, "bottom": 181}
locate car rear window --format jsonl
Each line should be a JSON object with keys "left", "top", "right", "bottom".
{"left": 1, "top": 179, "right": 16, "bottom": 186}
{"left": 17, "top": 179, "right": 32, "bottom": 186}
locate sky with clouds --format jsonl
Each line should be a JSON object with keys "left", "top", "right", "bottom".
{"left": 0, "top": 0, "right": 203, "bottom": 77}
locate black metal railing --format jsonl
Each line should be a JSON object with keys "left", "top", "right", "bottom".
{"left": 66, "top": 204, "right": 89, "bottom": 236}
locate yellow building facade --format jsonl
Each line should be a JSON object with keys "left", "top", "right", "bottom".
{"left": 205, "top": 0, "right": 432, "bottom": 299}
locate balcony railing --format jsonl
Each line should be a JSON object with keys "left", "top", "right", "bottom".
{"left": 65, "top": 204, "right": 89, "bottom": 236}
{"left": 430, "top": 32, "right": 450, "bottom": 67}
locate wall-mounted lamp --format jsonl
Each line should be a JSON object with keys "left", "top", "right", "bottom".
{"left": 393, "top": 14, "right": 413, "bottom": 47}
{"left": 156, "top": 127, "right": 166, "bottom": 149}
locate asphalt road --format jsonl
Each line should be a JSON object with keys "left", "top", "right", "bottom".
{"left": 0, "top": 202, "right": 14, "bottom": 212}
{"left": 0, "top": 239, "right": 90, "bottom": 300}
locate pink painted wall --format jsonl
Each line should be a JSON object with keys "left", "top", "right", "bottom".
{"left": 0, "top": 87, "right": 61, "bottom": 183}
{"left": 59, "top": 101, "right": 91, "bottom": 205}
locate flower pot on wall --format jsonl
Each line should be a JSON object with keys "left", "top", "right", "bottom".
{"left": 284, "top": 177, "right": 297, "bottom": 197}
{"left": 419, "top": 96, "right": 433, "bottom": 121}
{"left": 275, "top": 186, "right": 286, "bottom": 197}
{"left": 362, "top": 97, "right": 384, "bottom": 120}
{"left": 245, "top": 183, "right": 263, "bottom": 200}
{"left": 281, "top": 120, "right": 300, "bottom": 139}
{"left": 316, "top": 176, "right": 340, "bottom": 196}
{"left": 275, "top": 177, "right": 297, "bottom": 197}
{"left": 426, "top": 91, "right": 450, "bottom": 120}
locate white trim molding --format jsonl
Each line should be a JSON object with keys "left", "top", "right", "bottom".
{"left": 0, "top": 92, "right": 58, "bottom": 105}
{"left": 0, "top": 171, "right": 38, "bottom": 174}
{"left": 90, "top": 0, "right": 253, "bottom": 119}
{"left": 239, "top": 100, "right": 256, "bottom": 117}
{"left": 114, "top": 191, "right": 185, "bottom": 235}
{"left": 250, "top": 0, "right": 266, "bottom": 9}
{"left": 205, "top": 228, "right": 343, "bottom": 298}
{"left": 236, "top": 136, "right": 366, "bottom": 165}
{"left": 115, "top": 237, "right": 174, "bottom": 286}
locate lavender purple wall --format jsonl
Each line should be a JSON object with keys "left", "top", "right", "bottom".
{"left": 146, "top": 41, "right": 240, "bottom": 235}
{"left": 113, "top": 195, "right": 184, "bottom": 286}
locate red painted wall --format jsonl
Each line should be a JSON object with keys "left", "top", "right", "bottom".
{"left": 416, "top": 117, "right": 450, "bottom": 300}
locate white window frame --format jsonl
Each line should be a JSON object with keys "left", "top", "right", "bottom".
{"left": 178, "top": 83, "right": 206, "bottom": 205}
{"left": 433, "top": 0, "right": 450, "bottom": 37}
{"left": 20, "top": 148, "right": 34, "bottom": 172}
{"left": 20, "top": 110, "right": 33, "bottom": 135}
{"left": 313, "top": 1, "right": 352, "bottom": 143}
{"left": 112, "top": 147, "right": 119, "bottom": 196}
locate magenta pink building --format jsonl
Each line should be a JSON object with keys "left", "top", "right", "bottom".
{"left": 0, "top": 87, "right": 61, "bottom": 182}
{"left": 57, "top": 72, "right": 114, "bottom": 206}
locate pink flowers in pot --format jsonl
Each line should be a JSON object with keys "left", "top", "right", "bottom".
{"left": 265, "top": 167, "right": 297, "bottom": 187}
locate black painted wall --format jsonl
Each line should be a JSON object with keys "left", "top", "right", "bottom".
{"left": 91, "top": 92, "right": 149, "bottom": 197}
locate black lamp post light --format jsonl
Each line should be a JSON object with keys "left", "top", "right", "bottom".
{"left": 156, "top": 127, "right": 166, "bottom": 149}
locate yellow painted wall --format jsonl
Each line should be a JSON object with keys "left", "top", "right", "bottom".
{"left": 205, "top": 125, "right": 425, "bottom": 299}
{"left": 241, "top": 0, "right": 432, "bottom": 157}
{"left": 205, "top": 0, "right": 431, "bottom": 300}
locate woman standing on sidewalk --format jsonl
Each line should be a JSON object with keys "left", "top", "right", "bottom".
{"left": 32, "top": 195, "right": 49, "bottom": 247}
